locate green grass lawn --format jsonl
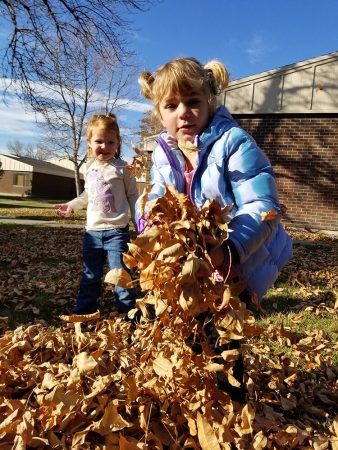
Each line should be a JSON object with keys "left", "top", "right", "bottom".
{"left": 0, "top": 194, "right": 336, "bottom": 352}
{"left": 0, "top": 194, "right": 65, "bottom": 207}
{"left": 0, "top": 194, "right": 86, "bottom": 224}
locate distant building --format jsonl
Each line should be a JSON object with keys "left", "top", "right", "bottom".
{"left": 0, "top": 154, "right": 84, "bottom": 199}
{"left": 47, "top": 157, "right": 86, "bottom": 175}
{"left": 142, "top": 51, "right": 338, "bottom": 231}
{"left": 0, "top": 154, "right": 149, "bottom": 199}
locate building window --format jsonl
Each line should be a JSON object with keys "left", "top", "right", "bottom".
{"left": 13, "top": 173, "right": 30, "bottom": 187}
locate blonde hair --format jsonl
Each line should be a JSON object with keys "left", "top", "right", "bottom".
{"left": 138, "top": 57, "right": 229, "bottom": 116}
{"left": 86, "top": 113, "right": 121, "bottom": 158}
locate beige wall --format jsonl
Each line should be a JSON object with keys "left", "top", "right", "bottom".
{"left": 223, "top": 51, "right": 338, "bottom": 114}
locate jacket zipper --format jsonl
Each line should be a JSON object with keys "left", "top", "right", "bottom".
{"left": 156, "top": 136, "right": 185, "bottom": 193}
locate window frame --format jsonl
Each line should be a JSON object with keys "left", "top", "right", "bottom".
{"left": 12, "top": 172, "right": 30, "bottom": 187}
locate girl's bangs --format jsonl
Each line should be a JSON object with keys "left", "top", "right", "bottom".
{"left": 156, "top": 74, "right": 204, "bottom": 103}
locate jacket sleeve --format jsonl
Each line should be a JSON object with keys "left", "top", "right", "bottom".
{"left": 67, "top": 190, "right": 88, "bottom": 212}
{"left": 226, "top": 128, "right": 281, "bottom": 263}
{"left": 66, "top": 160, "right": 91, "bottom": 212}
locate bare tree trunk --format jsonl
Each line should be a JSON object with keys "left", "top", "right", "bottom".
{"left": 73, "top": 163, "right": 82, "bottom": 197}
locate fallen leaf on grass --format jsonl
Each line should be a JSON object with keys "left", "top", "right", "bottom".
{"left": 196, "top": 412, "right": 221, "bottom": 450}
{"left": 0, "top": 191, "right": 337, "bottom": 448}
{"left": 59, "top": 311, "right": 100, "bottom": 322}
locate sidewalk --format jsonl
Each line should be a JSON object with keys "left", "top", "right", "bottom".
{"left": 0, "top": 217, "right": 84, "bottom": 228}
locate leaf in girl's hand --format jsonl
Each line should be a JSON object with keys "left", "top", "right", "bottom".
{"left": 261, "top": 209, "right": 278, "bottom": 221}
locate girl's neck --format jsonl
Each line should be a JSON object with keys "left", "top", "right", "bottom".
{"left": 183, "top": 152, "right": 197, "bottom": 170}
{"left": 178, "top": 139, "right": 199, "bottom": 170}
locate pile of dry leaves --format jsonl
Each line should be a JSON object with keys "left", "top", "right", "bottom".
{"left": 0, "top": 187, "right": 337, "bottom": 449}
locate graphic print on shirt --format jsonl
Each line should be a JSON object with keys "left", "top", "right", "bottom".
{"left": 87, "top": 168, "right": 117, "bottom": 213}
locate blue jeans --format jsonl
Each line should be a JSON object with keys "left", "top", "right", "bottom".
{"left": 73, "top": 227, "right": 136, "bottom": 315}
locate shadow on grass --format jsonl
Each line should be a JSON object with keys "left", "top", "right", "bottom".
{"left": 0, "top": 216, "right": 85, "bottom": 225}
{"left": 0, "top": 215, "right": 56, "bottom": 221}
{"left": 1, "top": 298, "right": 67, "bottom": 329}
{"left": 261, "top": 293, "right": 302, "bottom": 314}
{"left": 0, "top": 294, "right": 120, "bottom": 330}
{"left": 0, "top": 204, "right": 53, "bottom": 210}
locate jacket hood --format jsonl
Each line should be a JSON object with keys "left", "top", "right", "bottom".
{"left": 199, "top": 105, "right": 238, "bottom": 148}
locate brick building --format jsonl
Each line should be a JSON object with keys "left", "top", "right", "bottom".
{"left": 222, "top": 51, "right": 338, "bottom": 232}
{"left": 142, "top": 51, "right": 338, "bottom": 231}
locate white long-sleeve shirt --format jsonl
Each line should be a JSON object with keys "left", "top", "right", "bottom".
{"left": 68, "top": 158, "right": 138, "bottom": 230}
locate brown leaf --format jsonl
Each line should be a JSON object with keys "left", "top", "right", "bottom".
{"left": 196, "top": 413, "right": 221, "bottom": 450}
{"left": 253, "top": 431, "right": 268, "bottom": 449}
{"left": 96, "top": 400, "right": 133, "bottom": 432}
{"left": 153, "top": 355, "right": 173, "bottom": 379}
{"left": 74, "top": 352, "right": 98, "bottom": 375}
{"left": 261, "top": 210, "right": 278, "bottom": 221}
{"left": 59, "top": 311, "right": 100, "bottom": 322}
{"left": 240, "top": 403, "right": 255, "bottom": 434}
{"left": 104, "top": 267, "right": 133, "bottom": 288}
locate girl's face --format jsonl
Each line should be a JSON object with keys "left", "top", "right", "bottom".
{"left": 159, "top": 90, "right": 211, "bottom": 143}
{"left": 87, "top": 127, "right": 120, "bottom": 163}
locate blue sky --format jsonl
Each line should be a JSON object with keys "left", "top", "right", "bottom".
{"left": 1, "top": 0, "right": 338, "bottom": 159}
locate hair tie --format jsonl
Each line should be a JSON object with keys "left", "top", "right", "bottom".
{"left": 206, "top": 69, "right": 219, "bottom": 95}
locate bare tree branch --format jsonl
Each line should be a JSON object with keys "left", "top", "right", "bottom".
{"left": 0, "top": 0, "right": 152, "bottom": 194}
{"left": 0, "top": 0, "right": 151, "bottom": 94}
{"left": 26, "top": 37, "right": 138, "bottom": 194}
{"left": 6, "top": 139, "right": 52, "bottom": 160}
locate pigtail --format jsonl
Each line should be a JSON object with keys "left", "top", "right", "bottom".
{"left": 138, "top": 71, "right": 155, "bottom": 100}
{"left": 106, "top": 112, "right": 117, "bottom": 121}
{"left": 105, "top": 114, "right": 121, "bottom": 157}
{"left": 204, "top": 60, "right": 229, "bottom": 95}
{"left": 86, "top": 145, "right": 93, "bottom": 159}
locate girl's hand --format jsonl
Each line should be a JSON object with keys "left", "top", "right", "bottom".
{"left": 53, "top": 203, "right": 74, "bottom": 218}
{"left": 204, "top": 235, "right": 226, "bottom": 268}
{"left": 204, "top": 236, "right": 238, "bottom": 269}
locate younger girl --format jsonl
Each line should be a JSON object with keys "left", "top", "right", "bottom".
{"left": 137, "top": 57, "right": 292, "bottom": 304}
{"left": 54, "top": 113, "right": 138, "bottom": 316}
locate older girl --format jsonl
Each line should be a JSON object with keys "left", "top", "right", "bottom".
{"left": 137, "top": 57, "right": 292, "bottom": 304}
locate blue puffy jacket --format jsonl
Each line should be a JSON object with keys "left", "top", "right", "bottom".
{"left": 136, "top": 106, "right": 292, "bottom": 299}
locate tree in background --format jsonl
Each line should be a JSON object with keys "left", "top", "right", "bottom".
{"left": 138, "top": 109, "right": 163, "bottom": 140}
{"left": 0, "top": 0, "right": 149, "bottom": 100}
{"left": 0, "top": 0, "right": 151, "bottom": 195}
{"left": 7, "top": 140, "right": 52, "bottom": 160}
{"left": 20, "top": 36, "right": 137, "bottom": 195}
